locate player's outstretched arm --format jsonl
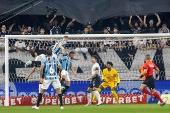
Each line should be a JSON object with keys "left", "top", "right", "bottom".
{"left": 87, "top": 70, "right": 99, "bottom": 80}
{"left": 25, "top": 67, "right": 36, "bottom": 80}
{"left": 70, "top": 66, "right": 77, "bottom": 77}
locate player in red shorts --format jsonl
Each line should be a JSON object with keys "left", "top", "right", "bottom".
{"left": 139, "top": 54, "right": 166, "bottom": 106}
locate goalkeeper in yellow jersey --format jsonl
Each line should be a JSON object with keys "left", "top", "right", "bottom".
{"left": 92, "top": 61, "right": 120, "bottom": 104}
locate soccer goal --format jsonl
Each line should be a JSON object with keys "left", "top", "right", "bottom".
{"left": 1, "top": 34, "right": 170, "bottom": 106}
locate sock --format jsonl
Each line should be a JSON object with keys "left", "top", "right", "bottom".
{"left": 153, "top": 92, "right": 163, "bottom": 103}
{"left": 58, "top": 94, "right": 63, "bottom": 106}
{"left": 87, "top": 92, "right": 92, "bottom": 104}
{"left": 142, "top": 89, "right": 153, "bottom": 96}
{"left": 38, "top": 84, "right": 42, "bottom": 93}
{"left": 60, "top": 78, "right": 65, "bottom": 86}
{"left": 93, "top": 90, "right": 101, "bottom": 104}
{"left": 62, "top": 86, "right": 70, "bottom": 95}
{"left": 36, "top": 93, "right": 42, "bottom": 107}
{"left": 92, "top": 88, "right": 101, "bottom": 102}
{"left": 111, "top": 91, "right": 119, "bottom": 102}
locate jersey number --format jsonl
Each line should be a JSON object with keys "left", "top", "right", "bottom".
{"left": 50, "top": 66, "right": 55, "bottom": 74}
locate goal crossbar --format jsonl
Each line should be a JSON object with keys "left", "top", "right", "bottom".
{"left": 5, "top": 33, "right": 170, "bottom": 39}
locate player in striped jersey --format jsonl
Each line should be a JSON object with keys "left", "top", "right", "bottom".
{"left": 52, "top": 35, "right": 68, "bottom": 57}
{"left": 61, "top": 51, "right": 77, "bottom": 95}
{"left": 32, "top": 50, "right": 64, "bottom": 110}
{"left": 25, "top": 51, "right": 46, "bottom": 92}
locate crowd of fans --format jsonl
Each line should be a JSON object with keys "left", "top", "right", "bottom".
{"left": 0, "top": 13, "right": 170, "bottom": 59}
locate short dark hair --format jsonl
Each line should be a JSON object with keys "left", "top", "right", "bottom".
{"left": 30, "top": 51, "right": 36, "bottom": 57}
{"left": 145, "top": 54, "right": 151, "bottom": 60}
{"left": 92, "top": 55, "right": 99, "bottom": 62}
{"left": 114, "top": 27, "right": 118, "bottom": 30}
{"left": 69, "top": 51, "right": 75, "bottom": 55}
{"left": 64, "top": 36, "right": 68, "bottom": 38}
{"left": 107, "top": 61, "right": 113, "bottom": 66}
{"left": 46, "top": 50, "right": 52, "bottom": 56}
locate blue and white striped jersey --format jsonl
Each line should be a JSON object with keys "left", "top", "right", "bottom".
{"left": 62, "top": 56, "right": 73, "bottom": 72}
{"left": 41, "top": 56, "right": 61, "bottom": 80}
{"left": 52, "top": 39, "right": 67, "bottom": 56}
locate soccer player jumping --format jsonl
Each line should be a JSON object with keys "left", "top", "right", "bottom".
{"left": 61, "top": 51, "right": 77, "bottom": 95}
{"left": 32, "top": 50, "right": 64, "bottom": 110}
{"left": 85, "top": 55, "right": 102, "bottom": 106}
{"left": 92, "top": 61, "right": 120, "bottom": 104}
{"left": 139, "top": 54, "right": 166, "bottom": 106}
{"left": 52, "top": 35, "right": 68, "bottom": 57}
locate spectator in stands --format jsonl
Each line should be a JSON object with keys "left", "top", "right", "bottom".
{"left": 65, "top": 19, "right": 76, "bottom": 34}
{"left": 86, "top": 24, "right": 93, "bottom": 34}
{"left": 103, "top": 27, "right": 110, "bottom": 34}
{"left": 156, "top": 39, "right": 164, "bottom": 51}
{"left": 0, "top": 25, "right": 11, "bottom": 37}
{"left": 98, "top": 42, "right": 106, "bottom": 52}
{"left": 89, "top": 41, "right": 98, "bottom": 55}
{"left": 9, "top": 44, "right": 16, "bottom": 52}
{"left": 137, "top": 38, "right": 146, "bottom": 49}
{"left": 83, "top": 27, "right": 89, "bottom": 34}
{"left": 49, "top": 15, "right": 66, "bottom": 35}
{"left": 165, "top": 38, "right": 170, "bottom": 48}
{"left": 146, "top": 39, "right": 156, "bottom": 49}
{"left": 39, "top": 28, "right": 46, "bottom": 35}
{"left": 15, "top": 40, "right": 26, "bottom": 51}
{"left": 75, "top": 41, "right": 88, "bottom": 60}
{"left": 129, "top": 15, "right": 143, "bottom": 34}
{"left": 26, "top": 41, "right": 34, "bottom": 52}
{"left": 144, "top": 14, "right": 161, "bottom": 33}
{"left": 126, "top": 41, "right": 136, "bottom": 59}
{"left": 158, "top": 23, "right": 169, "bottom": 33}
{"left": 27, "top": 26, "right": 32, "bottom": 35}
{"left": 35, "top": 41, "right": 46, "bottom": 55}
{"left": 0, "top": 38, "right": 5, "bottom": 51}
{"left": 113, "top": 27, "right": 119, "bottom": 34}
{"left": 21, "top": 27, "right": 28, "bottom": 35}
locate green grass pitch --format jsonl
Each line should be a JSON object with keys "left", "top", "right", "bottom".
{"left": 1, "top": 104, "right": 169, "bottom": 113}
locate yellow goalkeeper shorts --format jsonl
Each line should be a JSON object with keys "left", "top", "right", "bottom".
{"left": 101, "top": 82, "right": 117, "bottom": 89}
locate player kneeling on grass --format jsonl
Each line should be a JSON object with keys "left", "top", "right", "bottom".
{"left": 92, "top": 61, "right": 120, "bottom": 104}
{"left": 32, "top": 50, "right": 64, "bottom": 110}
{"left": 60, "top": 51, "right": 77, "bottom": 95}
{"left": 139, "top": 54, "right": 166, "bottom": 107}
{"left": 85, "top": 55, "right": 102, "bottom": 106}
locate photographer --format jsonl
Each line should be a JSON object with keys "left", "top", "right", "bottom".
{"left": 49, "top": 14, "right": 66, "bottom": 35}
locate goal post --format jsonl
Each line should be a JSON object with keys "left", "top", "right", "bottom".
{"left": 3, "top": 34, "right": 170, "bottom": 106}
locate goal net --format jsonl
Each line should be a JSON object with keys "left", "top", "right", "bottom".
{"left": 1, "top": 34, "right": 170, "bottom": 106}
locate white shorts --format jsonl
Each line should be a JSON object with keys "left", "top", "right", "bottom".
{"left": 41, "top": 79, "right": 61, "bottom": 90}
{"left": 61, "top": 70, "right": 70, "bottom": 81}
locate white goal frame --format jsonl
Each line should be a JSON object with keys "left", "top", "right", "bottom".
{"left": 4, "top": 33, "right": 170, "bottom": 106}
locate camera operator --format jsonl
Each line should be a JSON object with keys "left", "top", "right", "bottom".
{"left": 49, "top": 14, "right": 66, "bottom": 35}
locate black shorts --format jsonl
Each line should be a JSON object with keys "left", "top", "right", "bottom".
{"left": 142, "top": 76, "right": 155, "bottom": 90}
{"left": 89, "top": 76, "right": 101, "bottom": 88}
